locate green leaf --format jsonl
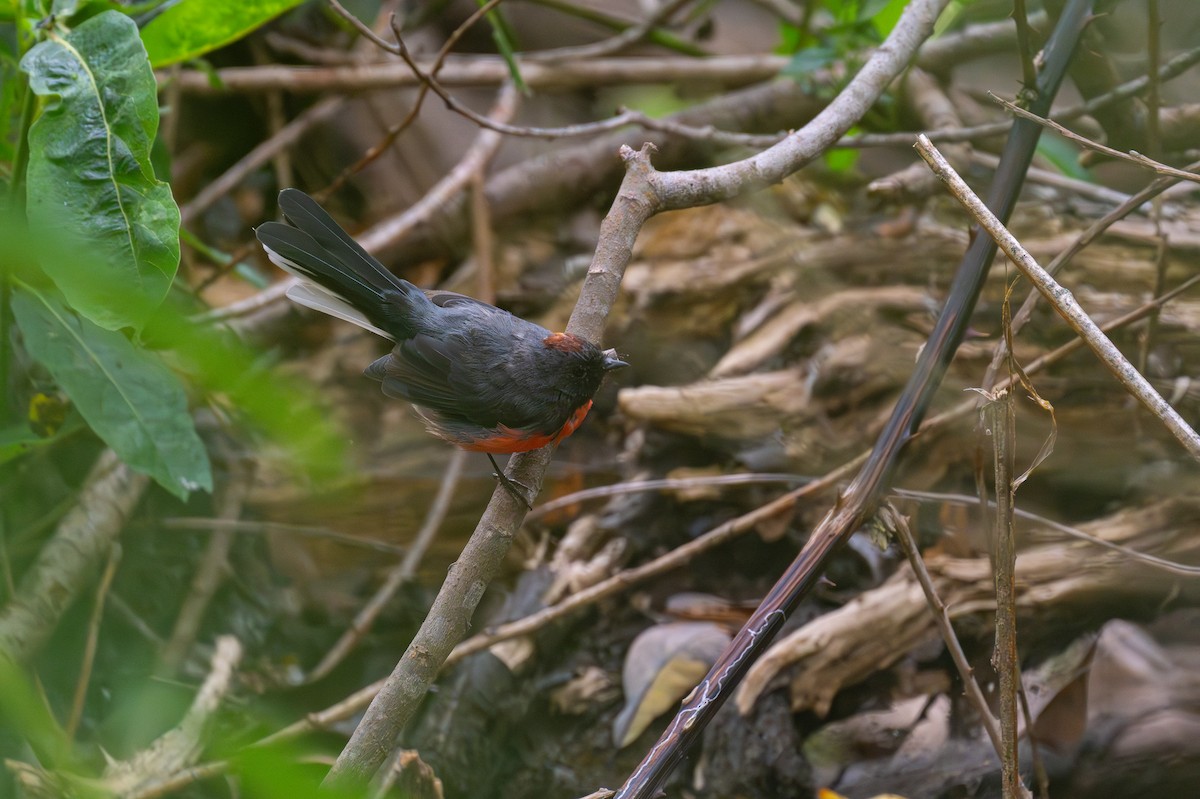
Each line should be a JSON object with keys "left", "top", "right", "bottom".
{"left": 782, "top": 46, "right": 836, "bottom": 79}
{"left": 475, "top": 1, "right": 527, "bottom": 94}
{"left": 1036, "top": 133, "right": 1093, "bottom": 181}
{"left": 140, "top": 0, "right": 305, "bottom": 68}
{"left": 11, "top": 283, "right": 212, "bottom": 500}
{"left": 864, "top": 0, "right": 907, "bottom": 37}
{"left": 775, "top": 21, "right": 806, "bottom": 55}
{"left": 824, "top": 146, "right": 859, "bottom": 173}
{"left": 21, "top": 11, "right": 180, "bottom": 332}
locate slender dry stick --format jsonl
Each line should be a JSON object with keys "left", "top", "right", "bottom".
{"left": 1146, "top": 0, "right": 1163, "bottom": 162}
{"left": 107, "top": 593, "right": 164, "bottom": 645}
{"left": 970, "top": 150, "right": 1130, "bottom": 206}
{"left": 915, "top": 135, "right": 1200, "bottom": 460}
{"left": 66, "top": 543, "right": 121, "bottom": 740}
{"left": 252, "top": 40, "right": 295, "bottom": 192}
{"left": 891, "top": 509, "right": 1002, "bottom": 753}
{"left": 992, "top": 95, "right": 1200, "bottom": 185}
{"left": 527, "top": 473, "right": 809, "bottom": 520}
{"left": 980, "top": 157, "right": 1200, "bottom": 393}
{"left": 162, "top": 517, "right": 407, "bottom": 555}
{"left": 985, "top": 388, "right": 1025, "bottom": 799}
{"left": 895, "top": 481, "right": 1200, "bottom": 576}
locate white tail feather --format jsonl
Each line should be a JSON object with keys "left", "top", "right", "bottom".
{"left": 264, "top": 245, "right": 394, "bottom": 340}
{"left": 284, "top": 283, "right": 394, "bottom": 340}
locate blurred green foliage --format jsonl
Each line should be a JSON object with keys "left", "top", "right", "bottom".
{"left": 0, "top": 0, "right": 352, "bottom": 791}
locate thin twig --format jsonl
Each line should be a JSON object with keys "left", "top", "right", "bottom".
{"left": 107, "top": 593, "right": 165, "bottom": 645}
{"left": 992, "top": 94, "right": 1200, "bottom": 185}
{"left": 531, "top": 473, "right": 1200, "bottom": 577}
{"left": 254, "top": 40, "right": 295, "bottom": 191}
{"left": 527, "top": 472, "right": 809, "bottom": 521}
{"left": 470, "top": 172, "right": 495, "bottom": 304}
{"left": 980, "top": 156, "right": 1200, "bottom": 393}
{"left": 915, "top": 134, "right": 1200, "bottom": 460}
{"left": 894, "top": 486, "right": 1200, "bottom": 577}
{"left": 388, "top": 28, "right": 643, "bottom": 140}
{"left": 1018, "top": 682, "right": 1052, "bottom": 799}
{"left": 161, "top": 517, "right": 407, "bottom": 556}
{"left": 890, "top": 508, "right": 1003, "bottom": 754}
{"left": 1137, "top": 0, "right": 1167, "bottom": 432}
{"left": 969, "top": 151, "right": 1130, "bottom": 206}
{"left": 66, "top": 544, "right": 121, "bottom": 740}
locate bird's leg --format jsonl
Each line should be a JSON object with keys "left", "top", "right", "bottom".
{"left": 487, "top": 453, "right": 534, "bottom": 510}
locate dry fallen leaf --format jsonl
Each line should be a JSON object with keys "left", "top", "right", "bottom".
{"left": 613, "top": 621, "right": 732, "bottom": 748}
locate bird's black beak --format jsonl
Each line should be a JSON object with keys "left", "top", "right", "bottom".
{"left": 602, "top": 348, "right": 629, "bottom": 371}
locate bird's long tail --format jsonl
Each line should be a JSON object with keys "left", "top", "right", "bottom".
{"left": 256, "top": 189, "right": 412, "bottom": 340}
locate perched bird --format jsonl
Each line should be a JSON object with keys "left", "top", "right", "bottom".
{"left": 256, "top": 189, "right": 626, "bottom": 504}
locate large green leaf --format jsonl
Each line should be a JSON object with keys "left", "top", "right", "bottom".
{"left": 11, "top": 284, "right": 211, "bottom": 500}
{"left": 21, "top": 11, "right": 179, "bottom": 332}
{"left": 140, "top": 0, "right": 305, "bottom": 68}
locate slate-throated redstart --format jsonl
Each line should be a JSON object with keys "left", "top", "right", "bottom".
{"left": 256, "top": 189, "right": 627, "bottom": 504}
